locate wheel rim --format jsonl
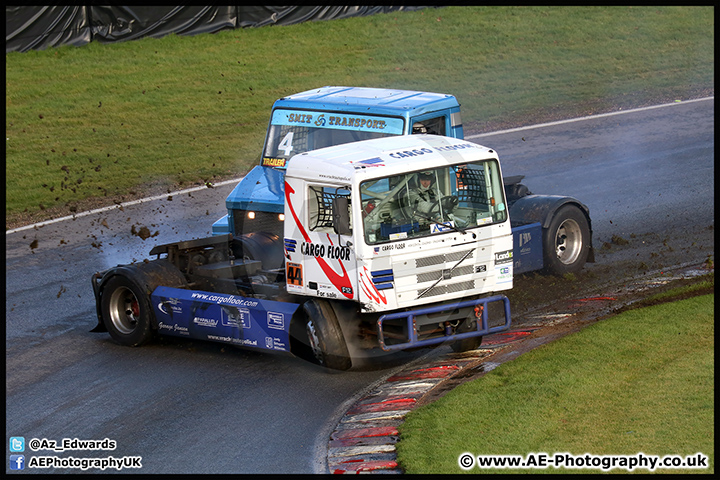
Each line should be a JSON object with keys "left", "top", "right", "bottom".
{"left": 555, "top": 218, "right": 583, "bottom": 265}
{"left": 306, "top": 321, "right": 324, "bottom": 364}
{"left": 108, "top": 286, "right": 140, "bottom": 334}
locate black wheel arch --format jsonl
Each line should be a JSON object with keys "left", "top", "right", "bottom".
{"left": 509, "top": 194, "right": 595, "bottom": 263}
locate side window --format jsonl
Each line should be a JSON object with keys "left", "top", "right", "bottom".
{"left": 411, "top": 116, "right": 446, "bottom": 136}
{"left": 308, "top": 185, "right": 351, "bottom": 233}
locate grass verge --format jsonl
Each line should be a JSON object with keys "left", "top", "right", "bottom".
{"left": 5, "top": 6, "right": 714, "bottom": 227}
{"left": 396, "top": 286, "right": 714, "bottom": 474}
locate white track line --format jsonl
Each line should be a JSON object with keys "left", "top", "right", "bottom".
{"left": 7, "top": 96, "right": 713, "bottom": 236}
{"left": 6, "top": 178, "right": 240, "bottom": 235}
{"left": 466, "top": 96, "right": 713, "bottom": 139}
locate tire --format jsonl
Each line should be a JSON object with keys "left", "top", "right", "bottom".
{"left": 450, "top": 318, "right": 483, "bottom": 353}
{"left": 101, "top": 275, "right": 154, "bottom": 347}
{"left": 542, "top": 204, "right": 591, "bottom": 276}
{"left": 301, "top": 299, "right": 352, "bottom": 371}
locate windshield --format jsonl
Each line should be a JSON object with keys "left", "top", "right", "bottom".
{"left": 261, "top": 109, "right": 404, "bottom": 168}
{"left": 360, "top": 160, "right": 507, "bottom": 244}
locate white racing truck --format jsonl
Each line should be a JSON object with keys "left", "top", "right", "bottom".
{"left": 91, "top": 88, "right": 594, "bottom": 370}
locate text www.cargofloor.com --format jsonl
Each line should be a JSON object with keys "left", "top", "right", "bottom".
{"left": 458, "top": 452, "right": 708, "bottom": 472}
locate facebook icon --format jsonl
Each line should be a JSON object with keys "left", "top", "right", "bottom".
{"left": 10, "top": 455, "right": 25, "bottom": 470}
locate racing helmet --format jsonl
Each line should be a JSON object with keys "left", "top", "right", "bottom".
{"left": 418, "top": 171, "right": 434, "bottom": 182}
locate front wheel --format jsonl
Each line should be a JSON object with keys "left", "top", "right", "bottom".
{"left": 301, "top": 299, "right": 352, "bottom": 371}
{"left": 450, "top": 318, "right": 483, "bottom": 353}
{"left": 542, "top": 204, "right": 591, "bottom": 275}
{"left": 101, "top": 275, "right": 154, "bottom": 346}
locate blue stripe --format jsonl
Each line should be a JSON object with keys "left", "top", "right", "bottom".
{"left": 372, "top": 275, "right": 394, "bottom": 283}
{"left": 371, "top": 269, "right": 393, "bottom": 277}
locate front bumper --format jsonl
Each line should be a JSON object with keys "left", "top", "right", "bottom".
{"left": 376, "top": 294, "right": 511, "bottom": 351}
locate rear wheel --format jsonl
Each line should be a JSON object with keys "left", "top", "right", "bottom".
{"left": 301, "top": 299, "right": 352, "bottom": 371}
{"left": 542, "top": 204, "right": 591, "bottom": 275}
{"left": 101, "top": 275, "right": 154, "bottom": 346}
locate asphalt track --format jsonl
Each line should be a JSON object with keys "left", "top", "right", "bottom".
{"left": 5, "top": 97, "right": 714, "bottom": 474}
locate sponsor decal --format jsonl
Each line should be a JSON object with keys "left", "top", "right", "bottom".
{"left": 518, "top": 231, "right": 532, "bottom": 247}
{"left": 207, "top": 335, "right": 258, "bottom": 346}
{"left": 286, "top": 262, "right": 303, "bottom": 287}
{"left": 351, "top": 157, "right": 385, "bottom": 169}
{"left": 388, "top": 147, "right": 433, "bottom": 159}
{"left": 262, "top": 157, "right": 287, "bottom": 167}
{"left": 193, "top": 316, "right": 218, "bottom": 328}
{"left": 287, "top": 113, "right": 313, "bottom": 124}
{"left": 494, "top": 250, "right": 513, "bottom": 264}
{"left": 433, "top": 142, "right": 478, "bottom": 152}
{"left": 431, "top": 221, "right": 455, "bottom": 234}
{"left": 300, "top": 242, "right": 351, "bottom": 261}
{"left": 267, "top": 312, "right": 285, "bottom": 330}
{"left": 496, "top": 264, "right": 513, "bottom": 283}
{"left": 272, "top": 109, "right": 403, "bottom": 134}
{"left": 266, "top": 336, "right": 287, "bottom": 351}
{"left": 386, "top": 143, "right": 480, "bottom": 160}
{"left": 157, "top": 322, "right": 190, "bottom": 335}
{"left": 157, "top": 298, "right": 182, "bottom": 315}
{"left": 222, "top": 306, "right": 251, "bottom": 329}
{"left": 328, "top": 115, "right": 387, "bottom": 130}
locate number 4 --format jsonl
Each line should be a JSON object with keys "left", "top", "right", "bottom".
{"left": 278, "top": 132, "right": 294, "bottom": 156}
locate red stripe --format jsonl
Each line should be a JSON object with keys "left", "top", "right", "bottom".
{"left": 333, "top": 460, "right": 398, "bottom": 473}
{"left": 330, "top": 426, "right": 399, "bottom": 440}
{"left": 346, "top": 397, "right": 417, "bottom": 415}
{"left": 387, "top": 365, "right": 459, "bottom": 381}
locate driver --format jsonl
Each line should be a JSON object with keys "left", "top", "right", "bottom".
{"left": 409, "top": 171, "right": 442, "bottom": 219}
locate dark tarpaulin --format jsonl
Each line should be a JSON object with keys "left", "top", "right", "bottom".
{"left": 5, "top": 5, "right": 91, "bottom": 53}
{"left": 6, "top": 6, "right": 426, "bottom": 53}
{"left": 236, "top": 5, "right": 421, "bottom": 28}
{"left": 90, "top": 6, "right": 237, "bottom": 43}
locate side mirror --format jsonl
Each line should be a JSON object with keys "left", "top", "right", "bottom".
{"left": 332, "top": 197, "right": 351, "bottom": 236}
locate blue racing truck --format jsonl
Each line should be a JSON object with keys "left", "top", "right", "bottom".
{"left": 92, "top": 87, "right": 594, "bottom": 370}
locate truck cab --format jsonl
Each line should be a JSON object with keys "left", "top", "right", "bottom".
{"left": 212, "top": 86, "right": 463, "bottom": 238}
{"left": 282, "top": 134, "right": 514, "bottom": 359}
{"left": 283, "top": 134, "right": 512, "bottom": 311}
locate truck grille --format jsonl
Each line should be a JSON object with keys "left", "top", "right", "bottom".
{"left": 232, "top": 210, "right": 283, "bottom": 238}
{"left": 416, "top": 265, "right": 474, "bottom": 283}
{"left": 417, "top": 280, "right": 477, "bottom": 298}
{"left": 414, "top": 249, "right": 474, "bottom": 268}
